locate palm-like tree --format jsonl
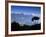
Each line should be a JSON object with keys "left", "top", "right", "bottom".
{"left": 32, "top": 16, "right": 39, "bottom": 21}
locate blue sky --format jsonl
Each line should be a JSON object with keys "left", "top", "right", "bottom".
{"left": 11, "top": 6, "right": 41, "bottom": 26}
{"left": 11, "top": 6, "right": 41, "bottom": 14}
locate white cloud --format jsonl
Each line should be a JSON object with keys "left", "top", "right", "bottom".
{"left": 32, "top": 13, "right": 40, "bottom": 17}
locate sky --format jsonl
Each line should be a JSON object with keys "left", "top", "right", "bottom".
{"left": 11, "top": 6, "right": 41, "bottom": 14}
{"left": 11, "top": 6, "right": 41, "bottom": 26}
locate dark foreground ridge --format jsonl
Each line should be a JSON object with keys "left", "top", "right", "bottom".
{"left": 11, "top": 21, "right": 41, "bottom": 31}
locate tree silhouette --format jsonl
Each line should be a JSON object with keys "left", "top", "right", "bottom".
{"left": 11, "top": 20, "right": 41, "bottom": 31}
{"left": 32, "top": 16, "right": 40, "bottom": 21}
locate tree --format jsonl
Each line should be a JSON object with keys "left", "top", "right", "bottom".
{"left": 32, "top": 16, "right": 40, "bottom": 21}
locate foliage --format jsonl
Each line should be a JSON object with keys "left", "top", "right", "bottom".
{"left": 11, "top": 21, "right": 41, "bottom": 31}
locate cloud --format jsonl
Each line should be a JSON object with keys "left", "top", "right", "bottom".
{"left": 32, "top": 13, "right": 40, "bottom": 17}
{"left": 11, "top": 10, "right": 40, "bottom": 17}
